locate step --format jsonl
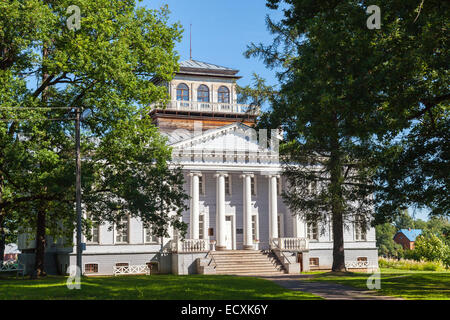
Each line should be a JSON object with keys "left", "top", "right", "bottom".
{"left": 212, "top": 260, "right": 277, "bottom": 264}
{"left": 208, "top": 250, "right": 285, "bottom": 276}
{"left": 215, "top": 268, "right": 284, "bottom": 273}
{"left": 214, "top": 257, "right": 273, "bottom": 262}
{"left": 216, "top": 271, "right": 285, "bottom": 276}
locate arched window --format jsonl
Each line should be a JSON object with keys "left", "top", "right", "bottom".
{"left": 218, "top": 86, "right": 230, "bottom": 103}
{"left": 176, "top": 83, "right": 189, "bottom": 101}
{"left": 197, "top": 85, "right": 210, "bottom": 102}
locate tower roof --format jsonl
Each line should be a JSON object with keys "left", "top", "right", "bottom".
{"left": 177, "top": 59, "right": 241, "bottom": 79}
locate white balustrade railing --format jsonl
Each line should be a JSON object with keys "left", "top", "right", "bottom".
{"left": 171, "top": 238, "right": 209, "bottom": 253}
{"left": 273, "top": 237, "right": 309, "bottom": 251}
{"left": 113, "top": 265, "right": 150, "bottom": 276}
{"left": 151, "top": 100, "right": 259, "bottom": 115}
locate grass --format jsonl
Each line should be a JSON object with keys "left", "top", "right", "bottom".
{"left": 379, "top": 257, "right": 448, "bottom": 271}
{"left": 308, "top": 268, "right": 450, "bottom": 300}
{"left": 0, "top": 274, "right": 321, "bottom": 300}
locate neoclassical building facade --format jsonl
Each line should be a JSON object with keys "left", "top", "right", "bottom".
{"left": 18, "top": 60, "right": 378, "bottom": 276}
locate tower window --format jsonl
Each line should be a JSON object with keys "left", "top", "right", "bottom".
{"left": 218, "top": 86, "right": 230, "bottom": 103}
{"left": 176, "top": 83, "right": 189, "bottom": 101}
{"left": 197, "top": 85, "right": 210, "bottom": 102}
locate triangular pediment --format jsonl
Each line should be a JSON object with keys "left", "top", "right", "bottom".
{"left": 171, "top": 122, "right": 274, "bottom": 153}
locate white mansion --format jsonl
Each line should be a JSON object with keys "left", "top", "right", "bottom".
{"left": 18, "top": 60, "right": 378, "bottom": 276}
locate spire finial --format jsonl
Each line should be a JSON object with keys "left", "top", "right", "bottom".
{"left": 190, "top": 23, "right": 192, "bottom": 60}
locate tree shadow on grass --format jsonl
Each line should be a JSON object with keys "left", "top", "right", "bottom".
{"left": 0, "top": 275, "right": 321, "bottom": 300}
{"left": 310, "top": 270, "right": 450, "bottom": 299}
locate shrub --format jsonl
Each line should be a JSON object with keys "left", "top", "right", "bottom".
{"left": 410, "top": 233, "right": 450, "bottom": 268}
{"left": 378, "top": 257, "right": 447, "bottom": 271}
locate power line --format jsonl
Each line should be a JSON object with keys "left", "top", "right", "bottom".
{"left": 0, "top": 118, "right": 76, "bottom": 121}
{"left": 0, "top": 107, "right": 73, "bottom": 110}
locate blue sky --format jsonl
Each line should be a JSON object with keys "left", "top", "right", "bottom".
{"left": 142, "top": 0, "right": 432, "bottom": 221}
{"left": 143, "top": 0, "right": 282, "bottom": 89}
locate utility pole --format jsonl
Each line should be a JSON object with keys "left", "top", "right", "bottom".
{"left": 75, "top": 106, "right": 82, "bottom": 274}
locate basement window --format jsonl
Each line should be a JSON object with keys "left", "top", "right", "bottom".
{"left": 309, "top": 258, "right": 319, "bottom": 267}
{"left": 357, "top": 257, "right": 367, "bottom": 262}
{"left": 115, "top": 263, "right": 129, "bottom": 267}
{"left": 85, "top": 264, "right": 98, "bottom": 273}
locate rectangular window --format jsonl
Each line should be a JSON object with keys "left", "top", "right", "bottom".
{"left": 115, "top": 263, "right": 129, "bottom": 267}
{"left": 208, "top": 228, "right": 214, "bottom": 236}
{"left": 309, "top": 181, "right": 317, "bottom": 195}
{"left": 198, "top": 175, "right": 205, "bottom": 195}
{"left": 277, "top": 215, "right": 283, "bottom": 237}
{"left": 251, "top": 215, "right": 257, "bottom": 241}
{"left": 277, "top": 177, "right": 282, "bottom": 195}
{"left": 199, "top": 215, "right": 204, "bottom": 240}
{"left": 355, "top": 218, "right": 367, "bottom": 241}
{"left": 115, "top": 216, "right": 129, "bottom": 244}
{"left": 225, "top": 176, "right": 231, "bottom": 195}
{"left": 329, "top": 219, "right": 333, "bottom": 241}
{"left": 87, "top": 215, "right": 99, "bottom": 244}
{"left": 309, "top": 258, "right": 319, "bottom": 267}
{"left": 307, "top": 222, "right": 319, "bottom": 240}
{"left": 85, "top": 264, "right": 98, "bottom": 273}
{"left": 357, "top": 257, "right": 368, "bottom": 262}
{"left": 144, "top": 227, "right": 158, "bottom": 244}
{"left": 251, "top": 176, "right": 256, "bottom": 196}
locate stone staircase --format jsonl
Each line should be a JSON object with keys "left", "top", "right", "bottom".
{"left": 210, "top": 250, "right": 286, "bottom": 276}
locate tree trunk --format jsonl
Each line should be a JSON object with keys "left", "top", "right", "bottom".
{"left": 331, "top": 208, "right": 345, "bottom": 272}
{"left": 31, "top": 43, "right": 50, "bottom": 279}
{"left": 0, "top": 177, "right": 4, "bottom": 266}
{"left": 32, "top": 205, "right": 47, "bottom": 278}
{"left": 330, "top": 136, "right": 346, "bottom": 272}
{"left": 0, "top": 214, "right": 5, "bottom": 266}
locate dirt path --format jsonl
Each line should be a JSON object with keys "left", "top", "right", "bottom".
{"left": 261, "top": 275, "right": 403, "bottom": 300}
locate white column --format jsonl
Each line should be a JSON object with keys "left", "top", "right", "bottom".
{"left": 215, "top": 172, "right": 227, "bottom": 250}
{"left": 190, "top": 172, "right": 201, "bottom": 239}
{"left": 241, "top": 173, "right": 254, "bottom": 249}
{"left": 268, "top": 175, "right": 279, "bottom": 243}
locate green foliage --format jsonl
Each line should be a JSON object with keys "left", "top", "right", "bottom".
{"left": 0, "top": 1, "right": 186, "bottom": 253}
{"left": 245, "top": 0, "right": 449, "bottom": 241}
{"left": 394, "top": 209, "right": 414, "bottom": 230}
{"left": 378, "top": 257, "right": 447, "bottom": 272}
{"left": 376, "top": 223, "right": 404, "bottom": 258}
{"left": 406, "top": 233, "right": 450, "bottom": 268}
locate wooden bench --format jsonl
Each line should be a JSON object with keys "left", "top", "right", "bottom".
{"left": 0, "top": 261, "right": 25, "bottom": 279}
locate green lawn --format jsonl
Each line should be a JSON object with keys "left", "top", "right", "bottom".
{"left": 0, "top": 274, "right": 321, "bottom": 300}
{"left": 308, "top": 268, "right": 450, "bottom": 300}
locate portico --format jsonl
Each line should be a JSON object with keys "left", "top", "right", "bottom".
{"left": 187, "top": 169, "right": 281, "bottom": 251}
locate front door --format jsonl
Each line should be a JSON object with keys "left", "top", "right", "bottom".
{"left": 224, "top": 216, "right": 233, "bottom": 249}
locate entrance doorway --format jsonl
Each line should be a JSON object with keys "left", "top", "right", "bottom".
{"left": 224, "top": 216, "right": 233, "bottom": 249}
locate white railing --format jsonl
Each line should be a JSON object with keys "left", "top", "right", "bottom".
{"left": 151, "top": 100, "right": 260, "bottom": 115}
{"left": 272, "top": 237, "right": 309, "bottom": 251}
{"left": 171, "top": 238, "right": 209, "bottom": 253}
{"left": 345, "top": 261, "right": 378, "bottom": 269}
{"left": 113, "top": 265, "right": 150, "bottom": 276}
